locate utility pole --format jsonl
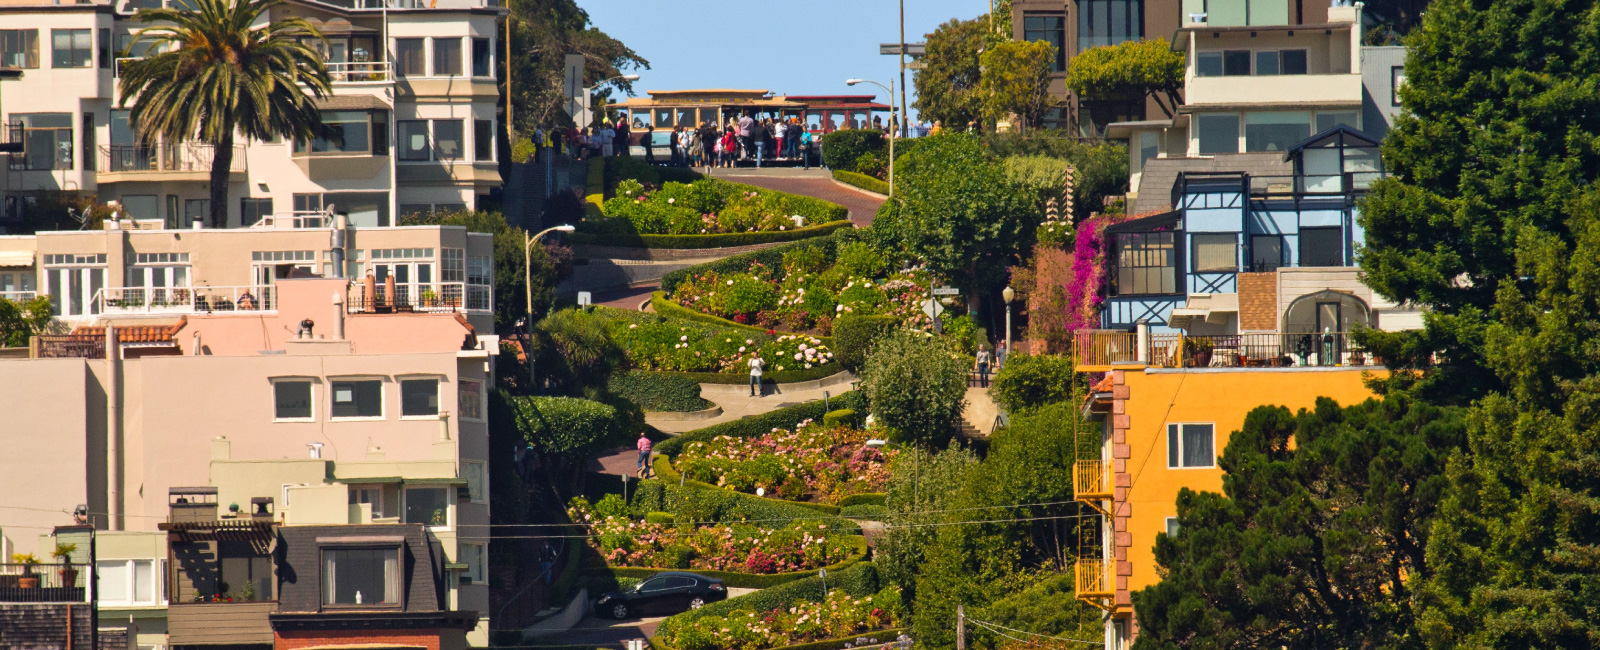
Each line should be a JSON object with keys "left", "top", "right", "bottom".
{"left": 505, "top": 14, "right": 514, "bottom": 135}
{"left": 898, "top": 0, "right": 908, "bottom": 137}
{"left": 956, "top": 604, "right": 967, "bottom": 650}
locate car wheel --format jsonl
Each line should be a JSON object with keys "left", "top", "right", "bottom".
{"left": 610, "top": 603, "right": 629, "bottom": 619}
{"left": 689, "top": 597, "right": 706, "bottom": 610}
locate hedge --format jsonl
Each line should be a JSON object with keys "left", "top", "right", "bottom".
{"left": 822, "top": 409, "right": 858, "bottom": 429}
{"left": 654, "top": 562, "right": 884, "bottom": 641}
{"left": 837, "top": 493, "right": 886, "bottom": 508}
{"left": 832, "top": 169, "right": 889, "bottom": 195}
{"left": 569, "top": 219, "right": 853, "bottom": 250}
{"left": 659, "top": 228, "right": 861, "bottom": 294}
{"left": 626, "top": 474, "right": 861, "bottom": 536}
{"left": 652, "top": 454, "right": 841, "bottom": 516}
{"left": 820, "top": 129, "right": 886, "bottom": 171}
{"left": 609, "top": 371, "right": 713, "bottom": 413}
{"left": 581, "top": 535, "right": 868, "bottom": 590}
{"left": 594, "top": 305, "right": 845, "bottom": 385}
{"left": 584, "top": 157, "right": 606, "bottom": 219}
{"left": 840, "top": 504, "right": 890, "bottom": 520}
{"left": 653, "top": 390, "right": 869, "bottom": 457}
{"left": 832, "top": 315, "right": 901, "bottom": 373}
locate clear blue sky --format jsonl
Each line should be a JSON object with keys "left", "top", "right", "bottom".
{"left": 576, "top": 0, "right": 995, "bottom": 120}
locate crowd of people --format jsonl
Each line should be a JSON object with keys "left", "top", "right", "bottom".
{"left": 523, "top": 112, "right": 944, "bottom": 168}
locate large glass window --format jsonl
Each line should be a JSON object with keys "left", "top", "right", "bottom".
{"left": 10, "top": 113, "right": 74, "bottom": 171}
{"left": 242, "top": 198, "right": 273, "bottom": 225}
{"left": 1300, "top": 227, "right": 1345, "bottom": 267}
{"left": 1137, "top": 131, "right": 1159, "bottom": 171}
{"left": 51, "top": 29, "right": 91, "bottom": 68}
{"left": 1250, "top": 234, "right": 1285, "bottom": 272}
{"left": 433, "top": 120, "right": 464, "bottom": 159}
{"left": 97, "top": 559, "right": 161, "bottom": 606}
{"left": 459, "top": 379, "right": 483, "bottom": 420}
{"left": 1079, "top": 0, "right": 1143, "bottom": 51}
{"left": 1196, "top": 114, "right": 1239, "bottom": 155}
{"left": 1198, "top": 51, "right": 1250, "bottom": 77}
{"left": 1244, "top": 111, "right": 1309, "bottom": 152}
{"left": 403, "top": 487, "right": 449, "bottom": 526}
{"left": 400, "top": 378, "right": 439, "bottom": 417}
{"left": 394, "top": 38, "right": 425, "bottom": 77}
{"left": 431, "top": 37, "right": 461, "bottom": 76}
{"left": 397, "top": 120, "right": 429, "bottom": 161}
{"left": 1315, "top": 110, "right": 1360, "bottom": 133}
{"left": 471, "top": 37, "right": 491, "bottom": 77}
{"left": 1253, "top": 50, "right": 1306, "bottom": 76}
{"left": 330, "top": 379, "right": 382, "bottom": 418}
{"left": 1114, "top": 232, "right": 1177, "bottom": 295}
{"left": 2, "top": 29, "right": 39, "bottom": 68}
{"left": 1166, "top": 423, "right": 1215, "bottom": 468}
{"left": 275, "top": 380, "right": 312, "bottom": 420}
{"left": 323, "top": 548, "right": 400, "bottom": 606}
{"left": 1191, "top": 233, "right": 1238, "bottom": 273}
{"left": 298, "top": 111, "right": 371, "bottom": 154}
{"left": 1023, "top": 14, "right": 1066, "bottom": 72}
{"left": 473, "top": 119, "right": 494, "bottom": 162}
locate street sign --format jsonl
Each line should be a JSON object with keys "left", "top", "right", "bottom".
{"left": 577, "top": 291, "right": 592, "bottom": 307}
{"left": 922, "top": 299, "right": 946, "bottom": 320}
{"left": 932, "top": 286, "right": 960, "bottom": 296}
{"left": 879, "top": 42, "right": 927, "bottom": 56}
{"left": 906, "top": 61, "right": 928, "bottom": 70}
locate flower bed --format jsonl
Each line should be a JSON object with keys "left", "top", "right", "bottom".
{"left": 675, "top": 420, "right": 896, "bottom": 504}
{"left": 596, "top": 307, "right": 837, "bottom": 376}
{"left": 584, "top": 178, "right": 847, "bottom": 236}
{"left": 660, "top": 587, "right": 905, "bottom": 650}
{"left": 568, "top": 498, "right": 856, "bottom": 575}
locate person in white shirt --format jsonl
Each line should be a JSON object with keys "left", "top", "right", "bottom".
{"left": 748, "top": 356, "right": 765, "bottom": 397}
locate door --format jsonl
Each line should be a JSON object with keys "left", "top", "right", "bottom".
{"left": 374, "top": 261, "right": 435, "bottom": 307}
{"left": 44, "top": 266, "right": 105, "bottom": 317}
{"left": 1315, "top": 301, "right": 1342, "bottom": 365}
{"left": 665, "top": 576, "right": 697, "bottom": 611}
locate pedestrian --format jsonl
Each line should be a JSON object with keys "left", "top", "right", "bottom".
{"left": 720, "top": 129, "right": 737, "bottom": 168}
{"left": 996, "top": 340, "right": 1009, "bottom": 370}
{"left": 688, "top": 128, "right": 704, "bottom": 168}
{"left": 916, "top": 121, "right": 930, "bottom": 138}
{"left": 755, "top": 120, "right": 769, "bottom": 167}
{"left": 975, "top": 345, "right": 992, "bottom": 388}
{"left": 643, "top": 125, "right": 656, "bottom": 165}
{"left": 748, "top": 355, "right": 765, "bottom": 397}
{"left": 738, "top": 112, "right": 755, "bottom": 160}
{"left": 800, "top": 128, "right": 815, "bottom": 169}
{"left": 599, "top": 124, "right": 614, "bottom": 158}
{"left": 572, "top": 128, "right": 587, "bottom": 160}
{"left": 699, "top": 121, "right": 718, "bottom": 172}
{"left": 929, "top": 120, "right": 943, "bottom": 136}
{"left": 614, "top": 120, "right": 630, "bottom": 157}
{"left": 669, "top": 126, "right": 683, "bottom": 166}
{"left": 785, "top": 119, "right": 802, "bottom": 160}
{"left": 774, "top": 118, "right": 786, "bottom": 160}
{"left": 532, "top": 124, "right": 545, "bottom": 162}
{"left": 636, "top": 431, "right": 653, "bottom": 478}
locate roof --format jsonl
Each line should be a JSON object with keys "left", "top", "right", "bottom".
{"left": 315, "top": 95, "right": 392, "bottom": 111}
{"left": 1133, "top": 153, "right": 1295, "bottom": 214}
{"left": 648, "top": 89, "right": 770, "bottom": 96}
{"left": 72, "top": 317, "right": 187, "bottom": 344}
{"left": 1104, "top": 210, "right": 1181, "bottom": 234}
{"left": 1281, "top": 124, "right": 1383, "bottom": 160}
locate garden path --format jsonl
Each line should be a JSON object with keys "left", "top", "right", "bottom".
{"left": 958, "top": 384, "right": 1002, "bottom": 439}
{"left": 643, "top": 373, "right": 859, "bottom": 434}
{"left": 592, "top": 282, "right": 659, "bottom": 311}
{"left": 707, "top": 167, "right": 886, "bottom": 227}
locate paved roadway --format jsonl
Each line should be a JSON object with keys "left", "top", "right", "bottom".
{"left": 707, "top": 167, "right": 886, "bottom": 227}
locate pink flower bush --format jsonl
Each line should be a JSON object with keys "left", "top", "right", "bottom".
{"left": 662, "top": 587, "right": 905, "bottom": 650}
{"left": 676, "top": 421, "right": 896, "bottom": 503}
{"left": 567, "top": 498, "right": 854, "bottom": 574}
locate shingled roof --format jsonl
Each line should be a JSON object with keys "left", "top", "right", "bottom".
{"left": 72, "top": 316, "right": 187, "bottom": 344}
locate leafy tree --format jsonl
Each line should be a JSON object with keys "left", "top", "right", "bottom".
{"left": 989, "top": 353, "right": 1077, "bottom": 414}
{"left": 979, "top": 40, "right": 1058, "bottom": 132}
{"left": 504, "top": 393, "right": 625, "bottom": 500}
{"left": 861, "top": 329, "right": 969, "bottom": 449}
{"left": 531, "top": 308, "right": 626, "bottom": 396}
{"left": 873, "top": 135, "right": 1042, "bottom": 317}
{"left": 0, "top": 296, "right": 55, "bottom": 347}
{"left": 506, "top": 0, "right": 648, "bottom": 133}
{"left": 1002, "top": 156, "right": 1075, "bottom": 217}
{"left": 969, "top": 573, "right": 1102, "bottom": 650}
{"left": 985, "top": 134, "right": 1127, "bottom": 222}
{"left": 120, "top": 0, "right": 332, "bottom": 229}
{"left": 1066, "top": 38, "right": 1185, "bottom": 118}
{"left": 913, "top": 16, "right": 988, "bottom": 131}
{"left": 1131, "top": 395, "right": 1466, "bottom": 650}
{"left": 399, "top": 210, "right": 572, "bottom": 332}
{"left": 880, "top": 445, "right": 981, "bottom": 600}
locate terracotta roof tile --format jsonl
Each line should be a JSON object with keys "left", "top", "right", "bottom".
{"left": 72, "top": 316, "right": 187, "bottom": 344}
{"left": 1092, "top": 375, "right": 1114, "bottom": 393}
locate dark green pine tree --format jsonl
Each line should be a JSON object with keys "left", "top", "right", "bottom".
{"left": 1131, "top": 397, "right": 1465, "bottom": 650}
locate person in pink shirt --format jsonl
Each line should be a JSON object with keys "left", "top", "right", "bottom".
{"left": 636, "top": 433, "right": 653, "bottom": 478}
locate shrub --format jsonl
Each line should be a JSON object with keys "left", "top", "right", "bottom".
{"left": 654, "top": 391, "right": 869, "bottom": 458}
{"left": 656, "top": 562, "right": 884, "bottom": 640}
{"left": 833, "top": 169, "right": 890, "bottom": 195}
{"left": 1036, "top": 220, "right": 1073, "bottom": 248}
{"left": 661, "top": 586, "right": 904, "bottom": 650}
{"left": 833, "top": 315, "right": 901, "bottom": 373}
{"left": 608, "top": 372, "right": 713, "bottom": 412}
{"left": 645, "top": 511, "right": 675, "bottom": 525}
{"left": 854, "top": 151, "right": 886, "bottom": 178}
{"left": 989, "top": 354, "right": 1077, "bottom": 414}
{"left": 531, "top": 309, "right": 627, "bottom": 394}
{"left": 837, "top": 493, "right": 887, "bottom": 508}
{"left": 507, "top": 396, "right": 627, "bottom": 457}
{"left": 835, "top": 241, "right": 890, "bottom": 278}
{"left": 605, "top": 155, "right": 660, "bottom": 188}
{"left": 821, "top": 129, "right": 886, "bottom": 171}
{"left": 571, "top": 498, "right": 856, "bottom": 575}
{"left": 822, "top": 409, "right": 859, "bottom": 428}
{"left": 862, "top": 329, "right": 970, "bottom": 449}
{"left": 676, "top": 422, "right": 896, "bottom": 504}
{"left": 841, "top": 504, "right": 891, "bottom": 520}
{"left": 660, "top": 228, "right": 862, "bottom": 294}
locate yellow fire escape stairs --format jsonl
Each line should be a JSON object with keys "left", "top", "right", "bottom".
{"left": 1073, "top": 382, "right": 1116, "bottom": 611}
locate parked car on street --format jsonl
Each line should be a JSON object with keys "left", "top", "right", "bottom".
{"left": 596, "top": 571, "right": 727, "bottom": 619}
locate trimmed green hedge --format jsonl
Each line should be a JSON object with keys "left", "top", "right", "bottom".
{"left": 584, "top": 157, "right": 606, "bottom": 219}
{"left": 659, "top": 228, "right": 860, "bottom": 294}
{"left": 822, "top": 409, "right": 859, "bottom": 429}
{"left": 627, "top": 474, "right": 860, "bottom": 534}
{"left": 644, "top": 511, "right": 675, "bottom": 524}
{"left": 581, "top": 535, "right": 867, "bottom": 590}
{"left": 653, "top": 391, "right": 869, "bottom": 457}
{"left": 609, "top": 371, "right": 713, "bottom": 413}
{"left": 833, "top": 169, "right": 889, "bottom": 195}
{"left": 569, "top": 219, "right": 853, "bottom": 250}
{"left": 594, "top": 304, "right": 845, "bottom": 385}
{"left": 821, "top": 129, "right": 886, "bottom": 171}
{"left": 832, "top": 315, "right": 900, "bottom": 373}
{"left": 652, "top": 455, "right": 841, "bottom": 516}
{"left": 654, "top": 562, "right": 884, "bottom": 641}
{"left": 837, "top": 493, "right": 886, "bottom": 508}
{"left": 840, "top": 504, "right": 890, "bottom": 520}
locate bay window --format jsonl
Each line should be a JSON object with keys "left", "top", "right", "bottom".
{"left": 323, "top": 547, "right": 400, "bottom": 606}
{"left": 403, "top": 487, "right": 449, "bottom": 527}
{"left": 295, "top": 110, "right": 389, "bottom": 155}
{"left": 10, "top": 113, "right": 74, "bottom": 171}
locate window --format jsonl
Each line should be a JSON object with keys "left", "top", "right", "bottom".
{"left": 1196, "top": 51, "right": 1221, "bottom": 77}
{"left": 1244, "top": 111, "right": 1309, "bottom": 152}
{"left": 1196, "top": 114, "right": 1239, "bottom": 155}
{"left": 471, "top": 37, "right": 491, "bottom": 77}
{"left": 1254, "top": 50, "right": 1279, "bottom": 76}
{"left": 460, "top": 543, "right": 485, "bottom": 584}
{"left": 323, "top": 547, "right": 400, "bottom": 606}
{"left": 1114, "top": 232, "right": 1176, "bottom": 295}
{"left": 467, "top": 255, "right": 492, "bottom": 286}
{"left": 473, "top": 119, "right": 494, "bottom": 162}
{"left": 463, "top": 461, "right": 486, "bottom": 503}
{"left": 82, "top": 113, "right": 95, "bottom": 172}
{"left": 458, "top": 379, "right": 483, "bottom": 420}
{"left": 1250, "top": 234, "right": 1285, "bottom": 272}
{"left": 398, "top": 120, "right": 429, "bottom": 161}
{"left": 404, "top": 487, "right": 449, "bottom": 526}
{"left": 1191, "top": 233, "right": 1237, "bottom": 273}
{"left": 1, "top": 29, "right": 39, "bottom": 68}
{"left": 1137, "top": 131, "right": 1159, "bottom": 171}
{"left": 10, "top": 113, "right": 74, "bottom": 171}
{"left": 433, "top": 120, "right": 464, "bottom": 160}
{"left": 97, "top": 559, "right": 162, "bottom": 606}
{"left": 394, "top": 38, "right": 425, "bottom": 76}
{"left": 1391, "top": 66, "right": 1406, "bottom": 106}
{"left": 1315, "top": 111, "right": 1359, "bottom": 133}
{"left": 1198, "top": 50, "right": 1250, "bottom": 76}
{"left": 98, "top": 28, "right": 109, "bottom": 69}
{"left": 275, "top": 380, "right": 313, "bottom": 420}
{"left": 1166, "top": 423, "right": 1215, "bottom": 468}
{"left": 1253, "top": 49, "right": 1306, "bottom": 76}
{"left": 432, "top": 37, "right": 461, "bottom": 76}
{"left": 372, "top": 110, "right": 389, "bottom": 155}
{"left": 1299, "top": 227, "right": 1345, "bottom": 267}
{"left": 1023, "top": 14, "right": 1066, "bottom": 72}
{"left": 1079, "top": 0, "right": 1143, "bottom": 51}
{"left": 349, "top": 486, "right": 384, "bottom": 518}
{"left": 331, "top": 379, "right": 382, "bottom": 418}
{"left": 400, "top": 378, "right": 439, "bottom": 417}
{"left": 1165, "top": 517, "right": 1180, "bottom": 538}
{"left": 298, "top": 111, "right": 371, "bottom": 154}
{"left": 242, "top": 198, "right": 273, "bottom": 225}
{"left": 52, "top": 29, "right": 91, "bottom": 68}
{"left": 441, "top": 248, "right": 465, "bottom": 282}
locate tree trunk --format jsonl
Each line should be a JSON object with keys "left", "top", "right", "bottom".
{"left": 208, "top": 132, "right": 234, "bottom": 228}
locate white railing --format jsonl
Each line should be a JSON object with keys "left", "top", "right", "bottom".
{"left": 113, "top": 57, "right": 143, "bottom": 78}
{"left": 347, "top": 282, "right": 492, "bottom": 314}
{"left": 252, "top": 211, "right": 335, "bottom": 229}
{"left": 0, "top": 291, "right": 38, "bottom": 303}
{"left": 326, "top": 61, "right": 392, "bottom": 83}
{"left": 96, "top": 285, "right": 277, "bottom": 315}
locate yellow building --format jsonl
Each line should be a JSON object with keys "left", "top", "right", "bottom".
{"left": 1074, "top": 349, "right": 1378, "bottom": 649}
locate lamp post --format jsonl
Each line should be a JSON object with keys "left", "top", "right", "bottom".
{"left": 526, "top": 225, "right": 576, "bottom": 392}
{"left": 581, "top": 74, "right": 641, "bottom": 128}
{"left": 845, "top": 78, "right": 895, "bottom": 197}
{"left": 1002, "top": 285, "right": 1015, "bottom": 360}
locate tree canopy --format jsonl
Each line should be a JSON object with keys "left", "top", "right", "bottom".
{"left": 398, "top": 210, "right": 572, "bottom": 332}
{"left": 0, "top": 296, "right": 54, "bottom": 348}
{"left": 979, "top": 40, "right": 1058, "bottom": 131}
{"left": 1066, "top": 38, "right": 1184, "bottom": 118}
{"left": 913, "top": 16, "right": 988, "bottom": 131}
{"left": 861, "top": 329, "right": 969, "bottom": 449}
{"left": 506, "top": 0, "right": 648, "bottom": 133}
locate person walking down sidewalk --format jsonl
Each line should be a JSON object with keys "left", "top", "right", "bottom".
{"left": 975, "top": 346, "right": 992, "bottom": 388}
{"left": 748, "top": 355, "right": 765, "bottom": 397}
{"left": 995, "top": 340, "right": 1009, "bottom": 371}
{"left": 785, "top": 119, "right": 802, "bottom": 160}
{"left": 636, "top": 432, "right": 653, "bottom": 478}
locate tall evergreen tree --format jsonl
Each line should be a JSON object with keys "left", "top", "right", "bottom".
{"left": 912, "top": 17, "right": 988, "bottom": 131}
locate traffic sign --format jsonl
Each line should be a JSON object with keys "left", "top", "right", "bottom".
{"left": 932, "top": 286, "right": 960, "bottom": 296}
{"left": 906, "top": 61, "right": 928, "bottom": 70}
{"left": 922, "top": 299, "right": 946, "bottom": 319}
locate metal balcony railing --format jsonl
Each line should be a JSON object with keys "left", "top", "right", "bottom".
{"left": 0, "top": 290, "right": 37, "bottom": 303}
{"left": 0, "top": 563, "right": 89, "bottom": 603}
{"left": 251, "top": 210, "right": 335, "bottom": 229}
{"left": 1072, "top": 331, "right": 1375, "bottom": 369}
{"left": 346, "top": 282, "right": 492, "bottom": 314}
{"left": 96, "top": 285, "right": 276, "bottom": 315}
{"left": 32, "top": 335, "right": 107, "bottom": 359}
{"left": 326, "top": 61, "right": 392, "bottom": 83}
{"left": 1075, "top": 558, "right": 1114, "bottom": 600}
{"left": 1072, "top": 330, "right": 1138, "bottom": 367}
{"left": 99, "top": 143, "right": 246, "bottom": 175}
{"left": 1074, "top": 460, "right": 1113, "bottom": 502}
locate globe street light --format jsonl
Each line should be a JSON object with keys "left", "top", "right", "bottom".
{"left": 527, "top": 225, "right": 576, "bottom": 391}
{"left": 1002, "top": 285, "right": 1016, "bottom": 364}
{"left": 846, "top": 78, "right": 896, "bottom": 198}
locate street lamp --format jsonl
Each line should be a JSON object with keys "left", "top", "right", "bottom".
{"left": 846, "top": 78, "right": 896, "bottom": 198}
{"left": 1002, "top": 285, "right": 1015, "bottom": 363}
{"left": 526, "top": 225, "right": 576, "bottom": 392}
{"left": 582, "top": 74, "right": 642, "bottom": 127}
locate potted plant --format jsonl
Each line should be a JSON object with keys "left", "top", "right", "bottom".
{"left": 1187, "top": 337, "right": 1214, "bottom": 368}
{"left": 52, "top": 543, "right": 78, "bottom": 586}
{"left": 420, "top": 289, "right": 439, "bottom": 306}
{"left": 12, "top": 553, "right": 40, "bottom": 588}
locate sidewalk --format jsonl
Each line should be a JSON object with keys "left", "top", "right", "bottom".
{"left": 708, "top": 167, "right": 885, "bottom": 227}
{"left": 644, "top": 372, "right": 858, "bottom": 434}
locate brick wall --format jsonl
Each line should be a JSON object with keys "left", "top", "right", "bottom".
{"left": 1237, "top": 272, "right": 1278, "bottom": 331}
{"left": 0, "top": 603, "right": 125, "bottom": 650}
{"left": 275, "top": 629, "right": 442, "bottom": 650}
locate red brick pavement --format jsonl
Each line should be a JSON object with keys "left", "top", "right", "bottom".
{"left": 713, "top": 175, "right": 885, "bottom": 227}
{"left": 592, "top": 282, "right": 659, "bottom": 310}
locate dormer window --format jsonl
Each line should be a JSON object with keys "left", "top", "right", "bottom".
{"left": 323, "top": 547, "right": 400, "bottom": 607}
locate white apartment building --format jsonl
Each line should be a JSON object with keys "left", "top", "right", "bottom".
{"left": 0, "top": 0, "right": 505, "bottom": 230}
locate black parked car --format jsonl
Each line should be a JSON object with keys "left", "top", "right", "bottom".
{"left": 596, "top": 571, "right": 727, "bottom": 619}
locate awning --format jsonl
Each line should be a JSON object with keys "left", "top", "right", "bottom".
{"left": 314, "top": 94, "right": 392, "bottom": 111}
{"left": 1168, "top": 293, "right": 1238, "bottom": 329}
{"left": 333, "top": 476, "right": 403, "bottom": 484}
{"left": 0, "top": 250, "right": 35, "bottom": 267}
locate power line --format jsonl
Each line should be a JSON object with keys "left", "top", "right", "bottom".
{"left": 968, "top": 618, "right": 1102, "bottom": 645}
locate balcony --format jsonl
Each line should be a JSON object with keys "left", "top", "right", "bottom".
{"left": 346, "top": 282, "right": 493, "bottom": 315}
{"left": 1185, "top": 73, "right": 1363, "bottom": 109}
{"left": 327, "top": 61, "right": 392, "bottom": 84}
{"left": 96, "top": 285, "right": 277, "bottom": 315}
{"left": 1072, "top": 330, "right": 1137, "bottom": 368}
{"left": 168, "top": 601, "right": 276, "bottom": 646}
{"left": 0, "top": 563, "right": 88, "bottom": 603}
{"left": 31, "top": 335, "right": 107, "bottom": 359}
{"left": 1, "top": 290, "right": 37, "bottom": 302}
{"left": 1074, "top": 460, "right": 1114, "bottom": 503}
{"left": 96, "top": 144, "right": 246, "bottom": 183}
{"left": 1074, "top": 331, "right": 1377, "bottom": 370}
{"left": 1075, "top": 558, "right": 1114, "bottom": 601}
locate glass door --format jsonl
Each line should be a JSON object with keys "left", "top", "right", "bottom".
{"left": 1315, "top": 301, "right": 1342, "bottom": 365}
{"left": 44, "top": 266, "right": 105, "bottom": 317}
{"left": 373, "top": 261, "right": 434, "bottom": 308}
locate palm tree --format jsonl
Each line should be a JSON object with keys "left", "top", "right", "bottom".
{"left": 119, "top": 0, "right": 332, "bottom": 229}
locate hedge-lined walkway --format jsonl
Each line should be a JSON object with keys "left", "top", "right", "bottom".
{"left": 592, "top": 282, "right": 659, "bottom": 310}
{"left": 640, "top": 372, "right": 857, "bottom": 434}
{"left": 707, "top": 168, "right": 886, "bottom": 227}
